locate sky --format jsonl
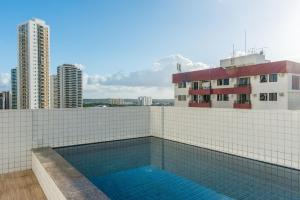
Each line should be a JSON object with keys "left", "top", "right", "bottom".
{"left": 1, "top": 0, "right": 300, "bottom": 98}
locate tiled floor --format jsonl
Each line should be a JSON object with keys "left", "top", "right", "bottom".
{"left": 0, "top": 170, "right": 46, "bottom": 200}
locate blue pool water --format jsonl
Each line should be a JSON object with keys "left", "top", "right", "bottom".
{"left": 56, "top": 137, "right": 300, "bottom": 200}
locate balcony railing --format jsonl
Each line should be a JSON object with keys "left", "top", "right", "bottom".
{"left": 189, "top": 101, "right": 211, "bottom": 108}
{"left": 233, "top": 100, "right": 251, "bottom": 109}
{"left": 189, "top": 87, "right": 212, "bottom": 95}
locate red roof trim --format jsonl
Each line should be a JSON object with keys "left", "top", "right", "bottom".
{"left": 172, "top": 61, "right": 300, "bottom": 83}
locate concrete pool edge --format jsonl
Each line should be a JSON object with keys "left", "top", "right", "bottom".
{"left": 32, "top": 147, "right": 109, "bottom": 200}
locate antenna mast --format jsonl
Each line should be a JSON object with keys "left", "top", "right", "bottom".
{"left": 244, "top": 30, "right": 247, "bottom": 55}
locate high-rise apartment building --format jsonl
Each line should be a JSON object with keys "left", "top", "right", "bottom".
{"left": 0, "top": 91, "right": 10, "bottom": 109}
{"left": 49, "top": 75, "right": 58, "bottom": 109}
{"left": 18, "top": 18, "right": 50, "bottom": 109}
{"left": 138, "top": 96, "right": 152, "bottom": 106}
{"left": 56, "top": 64, "right": 82, "bottom": 108}
{"left": 11, "top": 68, "right": 18, "bottom": 109}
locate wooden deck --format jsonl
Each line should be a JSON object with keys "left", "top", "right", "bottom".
{"left": 0, "top": 170, "right": 46, "bottom": 200}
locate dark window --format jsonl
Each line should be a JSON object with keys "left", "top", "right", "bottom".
{"left": 178, "top": 82, "right": 186, "bottom": 88}
{"left": 193, "top": 82, "right": 199, "bottom": 90}
{"left": 223, "top": 79, "right": 229, "bottom": 85}
{"left": 269, "top": 74, "right": 278, "bottom": 82}
{"left": 238, "top": 77, "right": 250, "bottom": 86}
{"left": 217, "top": 94, "right": 222, "bottom": 101}
{"left": 193, "top": 95, "right": 198, "bottom": 102}
{"left": 260, "top": 93, "right": 268, "bottom": 101}
{"left": 292, "top": 76, "right": 300, "bottom": 90}
{"left": 260, "top": 75, "right": 268, "bottom": 83}
{"left": 269, "top": 93, "right": 277, "bottom": 101}
{"left": 178, "top": 95, "right": 186, "bottom": 101}
{"left": 217, "top": 79, "right": 223, "bottom": 86}
{"left": 223, "top": 94, "right": 229, "bottom": 101}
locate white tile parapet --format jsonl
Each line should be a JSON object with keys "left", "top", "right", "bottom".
{"left": 1, "top": 106, "right": 300, "bottom": 174}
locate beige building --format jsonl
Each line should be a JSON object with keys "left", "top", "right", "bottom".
{"left": 18, "top": 18, "right": 50, "bottom": 109}
{"left": 55, "top": 64, "right": 83, "bottom": 108}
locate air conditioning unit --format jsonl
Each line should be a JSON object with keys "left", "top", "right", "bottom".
{"left": 279, "top": 92, "right": 284, "bottom": 97}
{"left": 253, "top": 94, "right": 257, "bottom": 97}
{"left": 279, "top": 73, "right": 285, "bottom": 77}
{"left": 254, "top": 76, "right": 258, "bottom": 79}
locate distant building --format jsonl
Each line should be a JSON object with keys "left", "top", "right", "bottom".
{"left": 11, "top": 68, "right": 18, "bottom": 109}
{"left": 0, "top": 91, "right": 10, "bottom": 109}
{"left": 173, "top": 53, "right": 300, "bottom": 110}
{"left": 109, "top": 98, "right": 124, "bottom": 106}
{"left": 56, "top": 64, "right": 82, "bottom": 108}
{"left": 50, "top": 75, "right": 58, "bottom": 109}
{"left": 18, "top": 18, "right": 50, "bottom": 109}
{"left": 138, "top": 96, "right": 152, "bottom": 106}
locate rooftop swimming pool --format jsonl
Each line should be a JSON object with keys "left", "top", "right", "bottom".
{"left": 56, "top": 137, "right": 300, "bottom": 200}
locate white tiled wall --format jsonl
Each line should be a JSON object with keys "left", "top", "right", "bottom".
{"left": 0, "top": 107, "right": 150, "bottom": 174}
{"left": 1, "top": 106, "right": 300, "bottom": 174}
{"left": 154, "top": 107, "right": 300, "bottom": 170}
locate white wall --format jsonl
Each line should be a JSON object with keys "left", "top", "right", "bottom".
{"left": 0, "top": 107, "right": 150, "bottom": 174}
{"left": 174, "top": 83, "right": 190, "bottom": 107}
{"left": 1, "top": 106, "right": 300, "bottom": 174}
{"left": 251, "top": 73, "right": 288, "bottom": 109}
{"left": 154, "top": 107, "right": 300, "bottom": 170}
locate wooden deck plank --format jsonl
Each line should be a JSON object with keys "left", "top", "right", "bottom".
{"left": 0, "top": 170, "right": 46, "bottom": 200}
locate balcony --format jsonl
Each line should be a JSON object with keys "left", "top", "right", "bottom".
{"left": 233, "top": 100, "right": 252, "bottom": 109}
{"left": 189, "top": 101, "right": 211, "bottom": 107}
{"left": 212, "top": 84, "right": 251, "bottom": 94}
{"left": 188, "top": 87, "right": 211, "bottom": 95}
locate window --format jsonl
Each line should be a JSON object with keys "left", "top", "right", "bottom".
{"left": 292, "top": 76, "right": 300, "bottom": 90}
{"left": 223, "top": 94, "right": 229, "bottom": 101}
{"left": 217, "top": 94, "right": 229, "bottom": 101}
{"left": 238, "top": 77, "right": 250, "bottom": 86}
{"left": 178, "top": 82, "right": 186, "bottom": 88}
{"left": 260, "top": 93, "right": 268, "bottom": 101}
{"left": 260, "top": 75, "right": 268, "bottom": 83}
{"left": 217, "top": 94, "right": 222, "bottom": 101}
{"left": 269, "top": 93, "right": 277, "bottom": 101}
{"left": 193, "top": 82, "right": 199, "bottom": 90}
{"left": 269, "top": 74, "right": 278, "bottom": 82}
{"left": 178, "top": 95, "right": 186, "bottom": 101}
{"left": 217, "top": 79, "right": 223, "bottom": 86}
{"left": 223, "top": 79, "right": 229, "bottom": 85}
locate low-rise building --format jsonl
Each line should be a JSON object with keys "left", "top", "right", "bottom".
{"left": 138, "top": 96, "right": 152, "bottom": 106}
{"left": 109, "top": 98, "right": 124, "bottom": 106}
{"left": 173, "top": 53, "right": 300, "bottom": 110}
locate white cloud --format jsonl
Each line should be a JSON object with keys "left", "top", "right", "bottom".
{"left": 0, "top": 73, "right": 10, "bottom": 91}
{"left": 83, "top": 54, "right": 210, "bottom": 98}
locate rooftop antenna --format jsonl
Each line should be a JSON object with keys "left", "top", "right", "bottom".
{"left": 232, "top": 44, "right": 235, "bottom": 58}
{"left": 244, "top": 30, "right": 247, "bottom": 55}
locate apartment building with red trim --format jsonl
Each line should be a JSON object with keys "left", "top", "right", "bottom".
{"left": 172, "top": 53, "right": 300, "bottom": 109}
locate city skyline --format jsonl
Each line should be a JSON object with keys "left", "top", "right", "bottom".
{"left": 1, "top": 0, "right": 300, "bottom": 98}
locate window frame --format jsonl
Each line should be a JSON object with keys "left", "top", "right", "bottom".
{"left": 223, "top": 79, "right": 230, "bottom": 85}
{"left": 260, "top": 75, "right": 268, "bottom": 83}
{"left": 269, "top": 74, "right": 278, "bottom": 82}
{"left": 259, "top": 93, "right": 268, "bottom": 101}
{"left": 223, "top": 94, "right": 229, "bottom": 101}
{"left": 269, "top": 93, "right": 277, "bottom": 101}
{"left": 217, "top": 79, "right": 223, "bottom": 86}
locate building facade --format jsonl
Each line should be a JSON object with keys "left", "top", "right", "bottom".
{"left": 138, "top": 96, "right": 152, "bottom": 106}
{"left": 0, "top": 91, "right": 10, "bottom": 109}
{"left": 11, "top": 68, "right": 18, "bottom": 109}
{"left": 109, "top": 98, "right": 124, "bottom": 106}
{"left": 49, "top": 75, "right": 58, "bottom": 109}
{"left": 18, "top": 18, "right": 50, "bottom": 109}
{"left": 56, "top": 64, "right": 82, "bottom": 108}
{"left": 173, "top": 54, "right": 300, "bottom": 110}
